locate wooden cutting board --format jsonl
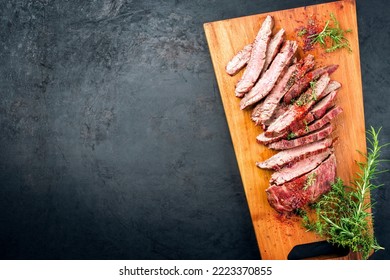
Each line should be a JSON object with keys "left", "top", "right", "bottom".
{"left": 204, "top": 0, "right": 366, "bottom": 260}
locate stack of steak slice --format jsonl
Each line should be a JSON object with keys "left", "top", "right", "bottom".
{"left": 256, "top": 138, "right": 333, "bottom": 171}
{"left": 268, "top": 123, "right": 334, "bottom": 150}
{"left": 270, "top": 149, "right": 332, "bottom": 186}
{"left": 265, "top": 153, "right": 337, "bottom": 213}
{"left": 234, "top": 15, "right": 274, "bottom": 97}
{"left": 239, "top": 40, "right": 298, "bottom": 110}
{"left": 225, "top": 15, "right": 345, "bottom": 214}
{"left": 253, "top": 54, "right": 315, "bottom": 128}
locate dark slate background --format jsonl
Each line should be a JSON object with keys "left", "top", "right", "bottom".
{"left": 0, "top": 0, "right": 389, "bottom": 260}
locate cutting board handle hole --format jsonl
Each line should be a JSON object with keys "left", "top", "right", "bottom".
{"left": 287, "top": 241, "right": 350, "bottom": 260}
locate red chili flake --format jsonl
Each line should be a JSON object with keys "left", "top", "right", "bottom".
{"left": 296, "top": 17, "right": 322, "bottom": 52}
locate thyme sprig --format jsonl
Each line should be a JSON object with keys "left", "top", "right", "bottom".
{"left": 287, "top": 132, "right": 296, "bottom": 140}
{"left": 303, "top": 119, "right": 310, "bottom": 133}
{"left": 302, "top": 126, "right": 389, "bottom": 259}
{"left": 308, "top": 13, "right": 352, "bottom": 53}
{"left": 297, "top": 28, "right": 307, "bottom": 37}
{"left": 303, "top": 172, "right": 317, "bottom": 191}
{"left": 309, "top": 80, "right": 318, "bottom": 101}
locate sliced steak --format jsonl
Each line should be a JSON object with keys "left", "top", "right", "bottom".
{"left": 308, "top": 90, "right": 337, "bottom": 120}
{"left": 256, "top": 131, "right": 288, "bottom": 145}
{"left": 257, "top": 103, "right": 313, "bottom": 145}
{"left": 256, "top": 137, "right": 333, "bottom": 170}
{"left": 258, "top": 55, "right": 315, "bottom": 126}
{"left": 253, "top": 101, "right": 289, "bottom": 128}
{"left": 240, "top": 40, "right": 298, "bottom": 109}
{"left": 291, "top": 92, "right": 339, "bottom": 135}
{"left": 324, "top": 80, "right": 341, "bottom": 95}
{"left": 257, "top": 105, "right": 342, "bottom": 146}
{"left": 288, "top": 110, "right": 315, "bottom": 132}
{"left": 226, "top": 43, "right": 253, "bottom": 76}
{"left": 261, "top": 29, "right": 286, "bottom": 74}
{"left": 268, "top": 123, "right": 333, "bottom": 150}
{"left": 235, "top": 16, "right": 274, "bottom": 97}
{"left": 266, "top": 153, "right": 336, "bottom": 213}
{"left": 262, "top": 66, "right": 332, "bottom": 131}
{"left": 255, "top": 66, "right": 297, "bottom": 123}
{"left": 261, "top": 103, "right": 289, "bottom": 128}
{"left": 251, "top": 102, "right": 263, "bottom": 124}
{"left": 251, "top": 66, "right": 290, "bottom": 125}
{"left": 283, "top": 65, "right": 339, "bottom": 104}
{"left": 270, "top": 149, "right": 332, "bottom": 185}
{"left": 289, "top": 54, "right": 316, "bottom": 84}
{"left": 294, "top": 106, "right": 343, "bottom": 138}
{"left": 265, "top": 73, "right": 330, "bottom": 137}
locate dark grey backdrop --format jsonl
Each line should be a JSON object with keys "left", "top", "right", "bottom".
{"left": 0, "top": 0, "right": 389, "bottom": 260}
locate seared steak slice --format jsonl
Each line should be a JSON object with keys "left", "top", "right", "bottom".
{"left": 257, "top": 105, "right": 342, "bottom": 146}
{"left": 255, "top": 66, "right": 296, "bottom": 123}
{"left": 251, "top": 102, "right": 263, "bottom": 124}
{"left": 265, "top": 73, "right": 330, "bottom": 137}
{"left": 324, "top": 80, "right": 341, "bottom": 95}
{"left": 291, "top": 91, "right": 339, "bottom": 134}
{"left": 235, "top": 16, "right": 274, "bottom": 97}
{"left": 240, "top": 40, "right": 298, "bottom": 109}
{"left": 251, "top": 101, "right": 264, "bottom": 124}
{"left": 261, "top": 103, "right": 289, "bottom": 128}
{"left": 253, "top": 101, "right": 289, "bottom": 128}
{"left": 266, "top": 153, "right": 336, "bottom": 213}
{"left": 251, "top": 65, "right": 290, "bottom": 125}
{"left": 256, "top": 138, "right": 333, "bottom": 170}
{"left": 261, "top": 29, "right": 286, "bottom": 74}
{"left": 226, "top": 43, "right": 253, "bottom": 76}
{"left": 270, "top": 149, "right": 332, "bottom": 185}
{"left": 288, "top": 110, "right": 315, "bottom": 132}
{"left": 256, "top": 131, "right": 288, "bottom": 145}
{"left": 268, "top": 123, "right": 333, "bottom": 150}
{"left": 294, "top": 106, "right": 343, "bottom": 138}
{"left": 283, "top": 65, "right": 339, "bottom": 104}
{"left": 308, "top": 90, "right": 337, "bottom": 120}
{"left": 258, "top": 55, "right": 315, "bottom": 126}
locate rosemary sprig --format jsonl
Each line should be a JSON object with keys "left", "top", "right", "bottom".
{"left": 302, "top": 126, "right": 389, "bottom": 259}
{"left": 308, "top": 13, "right": 352, "bottom": 53}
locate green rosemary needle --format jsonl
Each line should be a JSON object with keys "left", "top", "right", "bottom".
{"left": 308, "top": 13, "right": 352, "bottom": 53}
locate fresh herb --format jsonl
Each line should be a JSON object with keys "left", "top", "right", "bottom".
{"left": 295, "top": 82, "right": 317, "bottom": 107}
{"left": 302, "top": 127, "right": 389, "bottom": 259}
{"left": 303, "top": 172, "right": 317, "bottom": 190}
{"left": 295, "top": 99, "right": 304, "bottom": 106}
{"left": 295, "top": 93, "right": 311, "bottom": 106}
{"left": 287, "top": 132, "right": 296, "bottom": 140}
{"left": 297, "top": 28, "right": 307, "bottom": 37}
{"left": 309, "top": 80, "right": 316, "bottom": 90}
{"left": 303, "top": 119, "right": 310, "bottom": 133}
{"left": 308, "top": 13, "right": 352, "bottom": 53}
{"left": 294, "top": 208, "right": 306, "bottom": 217}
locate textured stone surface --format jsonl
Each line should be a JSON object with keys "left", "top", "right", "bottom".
{"left": 0, "top": 0, "right": 389, "bottom": 259}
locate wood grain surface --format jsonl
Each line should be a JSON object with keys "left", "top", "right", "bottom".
{"left": 204, "top": 0, "right": 366, "bottom": 260}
